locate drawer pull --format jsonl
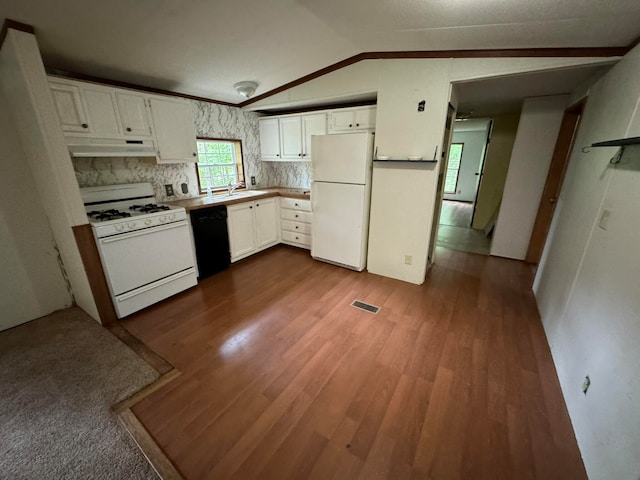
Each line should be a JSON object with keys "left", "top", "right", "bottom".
{"left": 295, "top": 226, "right": 298, "bottom": 229}
{"left": 295, "top": 214, "right": 298, "bottom": 218}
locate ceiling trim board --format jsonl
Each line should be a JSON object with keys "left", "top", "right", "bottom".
{"left": 240, "top": 46, "right": 628, "bottom": 107}
{"left": 1, "top": 19, "right": 36, "bottom": 49}
{"left": 255, "top": 98, "right": 378, "bottom": 116}
{"left": 46, "top": 68, "right": 237, "bottom": 107}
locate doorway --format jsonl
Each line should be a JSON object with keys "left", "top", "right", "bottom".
{"left": 436, "top": 118, "right": 493, "bottom": 255}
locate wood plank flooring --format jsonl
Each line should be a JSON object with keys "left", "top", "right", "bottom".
{"left": 122, "top": 245, "right": 586, "bottom": 480}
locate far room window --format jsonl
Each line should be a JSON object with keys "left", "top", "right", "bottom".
{"left": 196, "top": 138, "right": 245, "bottom": 193}
{"left": 444, "top": 143, "right": 464, "bottom": 194}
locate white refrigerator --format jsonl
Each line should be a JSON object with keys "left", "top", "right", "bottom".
{"left": 311, "top": 132, "right": 374, "bottom": 271}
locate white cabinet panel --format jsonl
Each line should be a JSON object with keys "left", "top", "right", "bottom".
{"left": 279, "top": 116, "right": 303, "bottom": 160}
{"left": 228, "top": 198, "right": 279, "bottom": 261}
{"left": 259, "top": 118, "right": 281, "bottom": 160}
{"left": 82, "top": 87, "right": 121, "bottom": 136}
{"left": 255, "top": 198, "right": 279, "bottom": 248}
{"left": 49, "top": 82, "right": 89, "bottom": 133}
{"left": 149, "top": 97, "right": 198, "bottom": 163}
{"left": 228, "top": 202, "right": 256, "bottom": 260}
{"left": 116, "top": 93, "right": 151, "bottom": 137}
{"left": 302, "top": 113, "right": 327, "bottom": 160}
{"left": 328, "top": 106, "right": 376, "bottom": 133}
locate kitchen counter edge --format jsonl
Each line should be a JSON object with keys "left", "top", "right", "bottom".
{"left": 164, "top": 188, "right": 310, "bottom": 212}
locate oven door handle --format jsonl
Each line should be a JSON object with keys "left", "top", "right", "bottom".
{"left": 100, "top": 221, "right": 187, "bottom": 244}
{"left": 117, "top": 268, "right": 194, "bottom": 302}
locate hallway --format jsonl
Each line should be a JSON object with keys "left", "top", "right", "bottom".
{"left": 437, "top": 200, "right": 492, "bottom": 255}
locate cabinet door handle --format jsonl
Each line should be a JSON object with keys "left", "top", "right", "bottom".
{"left": 298, "top": 153, "right": 302, "bottom": 157}
{"left": 356, "top": 123, "right": 360, "bottom": 127}
{"left": 82, "top": 123, "right": 88, "bottom": 129}
{"left": 276, "top": 154, "right": 280, "bottom": 157}
{"left": 295, "top": 214, "right": 299, "bottom": 218}
{"left": 193, "top": 152, "right": 197, "bottom": 157}
{"left": 249, "top": 206, "right": 253, "bottom": 209}
{"left": 256, "top": 203, "right": 260, "bottom": 207}
{"left": 349, "top": 124, "right": 353, "bottom": 127}
{"left": 126, "top": 127, "right": 132, "bottom": 132}
{"left": 294, "top": 203, "right": 299, "bottom": 206}
{"left": 295, "top": 226, "right": 299, "bottom": 229}
{"left": 295, "top": 236, "right": 299, "bottom": 240}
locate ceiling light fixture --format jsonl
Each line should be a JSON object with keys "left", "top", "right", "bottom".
{"left": 234, "top": 81, "right": 258, "bottom": 99}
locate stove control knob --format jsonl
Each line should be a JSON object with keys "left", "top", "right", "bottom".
{"left": 115, "top": 224, "right": 125, "bottom": 232}
{"left": 127, "top": 222, "right": 136, "bottom": 229}
{"left": 159, "top": 215, "right": 167, "bottom": 222}
{"left": 144, "top": 219, "right": 152, "bottom": 226}
{"left": 168, "top": 213, "right": 175, "bottom": 221}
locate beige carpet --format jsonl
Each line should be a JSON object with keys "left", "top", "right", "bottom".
{"left": 0, "top": 307, "right": 159, "bottom": 479}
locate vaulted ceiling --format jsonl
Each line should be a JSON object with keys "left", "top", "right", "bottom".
{"left": 1, "top": 0, "right": 639, "bottom": 104}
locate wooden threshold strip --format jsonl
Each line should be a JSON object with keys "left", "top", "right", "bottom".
{"left": 113, "top": 369, "right": 184, "bottom": 480}
{"left": 118, "top": 408, "right": 184, "bottom": 480}
{"left": 108, "top": 323, "right": 173, "bottom": 375}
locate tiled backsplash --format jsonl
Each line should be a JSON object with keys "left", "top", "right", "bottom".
{"left": 73, "top": 99, "right": 312, "bottom": 198}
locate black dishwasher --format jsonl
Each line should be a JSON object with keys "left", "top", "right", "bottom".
{"left": 190, "top": 206, "right": 230, "bottom": 279}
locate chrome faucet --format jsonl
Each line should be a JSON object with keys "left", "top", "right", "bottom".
{"left": 227, "top": 181, "right": 245, "bottom": 195}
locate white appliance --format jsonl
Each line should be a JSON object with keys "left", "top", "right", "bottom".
{"left": 311, "top": 132, "right": 374, "bottom": 271}
{"left": 81, "top": 183, "right": 197, "bottom": 318}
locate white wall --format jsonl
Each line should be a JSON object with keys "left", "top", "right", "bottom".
{"left": 367, "top": 60, "right": 451, "bottom": 284}
{"left": 444, "top": 121, "right": 490, "bottom": 202}
{"left": 534, "top": 44, "right": 640, "bottom": 480}
{"left": 0, "top": 29, "right": 99, "bottom": 321}
{"left": 491, "top": 95, "right": 567, "bottom": 260}
{"left": 0, "top": 90, "right": 72, "bottom": 331}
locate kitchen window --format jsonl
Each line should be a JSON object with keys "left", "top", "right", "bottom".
{"left": 196, "top": 138, "right": 245, "bottom": 193}
{"left": 444, "top": 143, "right": 464, "bottom": 194}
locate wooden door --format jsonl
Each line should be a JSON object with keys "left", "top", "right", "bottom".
{"left": 525, "top": 99, "right": 585, "bottom": 264}
{"left": 470, "top": 120, "right": 493, "bottom": 227}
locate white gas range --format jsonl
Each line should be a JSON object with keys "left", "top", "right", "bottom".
{"left": 81, "top": 183, "right": 197, "bottom": 319}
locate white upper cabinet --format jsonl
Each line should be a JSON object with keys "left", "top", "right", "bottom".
{"left": 148, "top": 97, "right": 198, "bottom": 163}
{"left": 328, "top": 106, "right": 376, "bottom": 133}
{"left": 301, "top": 113, "right": 327, "bottom": 160}
{"left": 259, "top": 118, "right": 282, "bottom": 160}
{"left": 49, "top": 82, "right": 89, "bottom": 133}
{"left": 116, "top": 93, "right": 152, "bottom": 137}
{"left": 82, "top": 86, "right": 121, "bottom": 137}
{"left": 279, "top": 116, "right": 303, "bottom": 160}
{"left": 259, "top": 112, "right": 327, "bottom": 162}
{"left": 48, "top": 76, "right": 200, "bottom": 164}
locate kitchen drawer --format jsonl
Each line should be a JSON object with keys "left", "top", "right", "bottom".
{"left": 281, "top": 220, "right": 312, "bottom": 235}
{"left": 281, "top": 209, "right": 312, "bottom": 223}
{"left": 280, "top": 197, "right": 311, "bottom": 211}
{"left": 282, "top": 230, "right": 311, "bottom": 246}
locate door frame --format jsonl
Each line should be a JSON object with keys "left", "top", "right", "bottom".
{"left": 525, "top": 98, "right": 586, "bottom": 264}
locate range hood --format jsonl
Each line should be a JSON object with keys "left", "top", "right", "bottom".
{"left": 66, "top": 136, "right": 157, "bottom": 158}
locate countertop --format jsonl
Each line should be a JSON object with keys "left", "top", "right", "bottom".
{"left": 164, "top": 187, "right": 311, "bottom": 212}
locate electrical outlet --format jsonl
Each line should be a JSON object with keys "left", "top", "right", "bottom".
{"left": 250, "top": 176, "right": 256, "bottom": 186}
{"left": 181, "top": 183, "right": 188, "bottom": 194}
{"left": 405, "top": 255, "right": 412, "bottom": 265}
{"left": 582, "top": 375, "right": 591, "bottom": 395}
{"left": 164, "top": 184, "right": 174, "bottom": 196}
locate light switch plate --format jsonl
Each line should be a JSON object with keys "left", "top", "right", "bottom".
{"left": 165, "top": 184, "right": 174, "bottom": 196}
{"left": 598, "top": 209, "right": 611, "bottom": 230}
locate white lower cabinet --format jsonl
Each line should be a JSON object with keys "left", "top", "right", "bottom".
{"left": 280, "top": 197, "right": 312, "bottom": 249}
{"left": 227, "top": 198, "right": 279, "bottom": 262}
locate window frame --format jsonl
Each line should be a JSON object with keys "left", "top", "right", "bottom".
{"left": 444, "top": 142, "right": 464, "bottom": 194}
{"left": 195, "top": 137, "right": 246, "bottom": 194}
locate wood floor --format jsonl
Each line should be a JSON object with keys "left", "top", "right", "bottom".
{"left": 122, "top": 245, "right": 586, "bottom": 480}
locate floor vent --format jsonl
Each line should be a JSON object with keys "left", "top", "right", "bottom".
{"left": 351, "top": 300, "right": 380, "bottom": 314}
